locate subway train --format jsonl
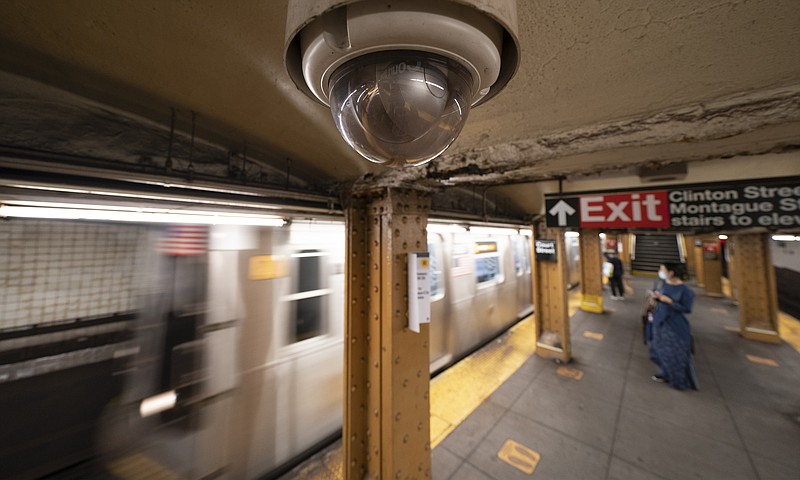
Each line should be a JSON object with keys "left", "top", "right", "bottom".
{"left": 0, "top": 216, "right": 581, "bottom": 479}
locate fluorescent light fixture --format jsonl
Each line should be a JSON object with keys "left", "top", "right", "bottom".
{"left": 718, "top": 235, "right": 728, "bottom": 240}
{"left": 599, "top": 233, "right": 607, "bottom": 239}
{"left": 772, "top": 235, "right": 800, "bottom": 242}
{"left": 564, "top": 231, "right": 580, "bottom": 238}
{"left": 469, "top": 226, "right": 520, "bottom": 236}
{"left": 139, "top": 390, "right": 177, "bottom": 417}
{"left": 427, "top": 223, "right": 468, "bottom": 234}
{"left": 0, "top": 202, "right": 285, "bottom": 226}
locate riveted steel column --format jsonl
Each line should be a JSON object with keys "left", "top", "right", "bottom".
{"left": 700, "top": 235, "right": 724, "bottom": 297}
{"left": 531, "top": 223, "right": 571, "bottom": 362}
{"left": 344, "top": 198, "right": 370, "bottom": 478}
{"left": 684, "top": 235, "right": 697, "bottom": 279}
{"left": 726, "top": 238, "right": 739, "bottom": 303}
{"left": 579, "top": 228, "right": 604, "bottom": 313}
{"left": 693, "top": 237, "right": 706, "bottom": 287}
{"left": 730, "top": 233, "right": 780, "bottom": 344}
{"left": 619, "top": 233, "right": 632, "bottom": 273}
{"left": 344, "top": 189, "right": 432, "bottom": 480}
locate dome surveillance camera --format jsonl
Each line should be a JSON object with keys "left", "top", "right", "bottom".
{"left": 285, "top": 0, "right": 519, "bottom": 168}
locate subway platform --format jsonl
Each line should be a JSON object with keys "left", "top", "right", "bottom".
{"left": 282, "top": 275, "right": 800, "bottom": 480}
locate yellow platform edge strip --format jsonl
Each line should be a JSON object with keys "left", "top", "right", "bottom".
{"left": 430, "top": 290, "right": 582, "bottom": 448}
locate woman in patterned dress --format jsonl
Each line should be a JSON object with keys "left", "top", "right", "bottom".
{"left": 648, "top": 262, "right": 699, "bottom": 390}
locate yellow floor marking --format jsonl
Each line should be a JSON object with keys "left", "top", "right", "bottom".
{"left": 724, "top": 325, "right": 740, "bottom": 332}
{"left": 746, "top": 354, "right": 779, "bottom": 367}
{"left": 497, "top": 439, "right": 541, "bottom": 475}
{"left": 778, "top": 311, "right": 800, "bottom": 354}
{"left": 556, "top": 366, "right": 584, "bottom": 380}
{"left": 583, "top": 331, "right": 604, "bottom": 341}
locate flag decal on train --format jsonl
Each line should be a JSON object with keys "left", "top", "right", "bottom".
{"left": 158, "top": 225, "right": 209, "bottom": 256}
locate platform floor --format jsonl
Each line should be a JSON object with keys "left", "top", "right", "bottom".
{"left": 281, "top": 275, "right": 800, "bottom": 480}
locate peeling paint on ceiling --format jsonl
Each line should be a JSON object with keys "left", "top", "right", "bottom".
{"left": 0, "top": 0, "right": 799, "bottom": 219}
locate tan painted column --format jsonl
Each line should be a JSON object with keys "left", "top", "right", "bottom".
{"left": 730, "top": 233, "right": 780, "bottom": 344}
{"left": 700, "top": 236, "right": 724, "bottom": 296}
{"left": 531, "top": 223, "right": 571, "bottom": 362}
{"left": 619, "top": 233, "right": 632, "bottom": 274}
{"left": 726, "top": 238, "right": 739, "bottom": 303}
{"left": 684, "top": 235, "right": 696, "bottom": 279}
{"left": 343, "top": 189, "right": 432, "bottom": 479}
{"left": 579, "top": 228, "right": 604, "bottom": 313}
{"left": 693, "top": 238, "right": 706, "bottom": 287}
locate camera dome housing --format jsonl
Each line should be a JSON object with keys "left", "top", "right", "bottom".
{"left": 284, "top": 0, "right": 520, "bottom": 167}
{"left": 329, "top": 51, "right": 473, "bottom": 166}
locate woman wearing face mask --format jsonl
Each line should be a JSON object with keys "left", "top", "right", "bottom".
{"left": 648, "top": 262, "right": 698, "bottom": 390}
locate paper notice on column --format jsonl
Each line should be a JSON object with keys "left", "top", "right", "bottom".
{"left": 408, "top": 252, "right": 431, "bottom": 333}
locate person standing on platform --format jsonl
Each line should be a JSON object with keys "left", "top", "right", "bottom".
{"left": 648, "top": 262, "right": 698, "bottom": 390}
{"left": 606, "top": 251, "right": 625, "bottom": 300}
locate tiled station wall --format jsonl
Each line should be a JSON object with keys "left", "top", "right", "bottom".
{"left": 0, "top": 219, "right": 149, "bottom": 330}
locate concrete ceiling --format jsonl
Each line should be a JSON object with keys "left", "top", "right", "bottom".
{"left": 1, "top": 0, "right": 799, "bottom": 220}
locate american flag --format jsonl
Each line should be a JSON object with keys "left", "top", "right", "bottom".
{"left": 158, "top": 225, "right": 209, "bottom": 256}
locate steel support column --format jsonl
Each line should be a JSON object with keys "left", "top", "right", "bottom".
{"left": 531, "top": 223, "right": 571, "bottom": 362}
{"left": 579, "top": 228, "right": 604, "bottom": 313}
{"left": 700, "top": 235, "right": 724, "bottom": 297}
{"left": 730, "top": 233, "right": 780, "bottom": 344}
{"left": 619, "top": 233, "right": 632, "bottom": 274}
{"left": 693, "top": 237, "right": 706, "bottom": 287}
{"left": 343, "top": 189, "right": 432, "bottom": 480}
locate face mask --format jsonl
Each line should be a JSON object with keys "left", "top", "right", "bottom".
{"left": 658, "top": 271, "right": 668, "bottom": 280}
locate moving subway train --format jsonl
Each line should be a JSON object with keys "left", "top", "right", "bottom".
{"left": 0, "top": 216, "right": 581, "bottom": 479}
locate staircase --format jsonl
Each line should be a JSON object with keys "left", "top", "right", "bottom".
{"left": 631, "top": 234, "right": 683, "bottom": 273}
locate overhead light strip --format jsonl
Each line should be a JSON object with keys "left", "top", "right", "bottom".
{"left": 3, "top": 183, "right": 286, "bottom": 210}
{"left": 0, "top": 201, "right": 285, "bottom": 226}
{"left": 772, "top": 235, "right": 800, "bottom": 242}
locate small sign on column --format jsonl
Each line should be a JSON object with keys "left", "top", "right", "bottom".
{"left": 408, "top": 252, "right": 431, "bottom": 333}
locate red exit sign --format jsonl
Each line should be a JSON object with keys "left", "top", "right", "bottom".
{"left": 579, "top": 191, "right": 670, "bottom": 228}
{"left": 545, "top": 177, "right": 800, "bottom": 230}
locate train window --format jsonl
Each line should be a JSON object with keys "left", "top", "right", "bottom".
{"left": 474, "top": 241, "right": 502, "bottom": 284}
{"left": 288, "top": 250, "right": 328, "bottom": 343}
{"left": 427, "top": 236, "right": 444, "bottom": 298}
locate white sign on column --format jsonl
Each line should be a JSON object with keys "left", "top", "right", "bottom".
{"left": 408, "top": 252, "right": 431, "bottom": 333}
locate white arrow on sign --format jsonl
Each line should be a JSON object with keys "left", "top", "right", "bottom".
{"left": 548, "top": 200, "right": 576, "bottom": 226}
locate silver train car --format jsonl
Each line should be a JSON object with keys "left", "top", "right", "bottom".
{"left": 0, "top": 217, "right": 581, "bottom": 479}
{"left": 111, "top": 221, "right": 541, "bottom": 479}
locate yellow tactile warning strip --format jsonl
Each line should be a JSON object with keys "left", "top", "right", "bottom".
{"left": 556, "top": 366, "right": 584, "bottom": 380}
{"left": 107, "top": 453, "right": 183, "bottom": 480}
{"left": 778, "top": 311, "right": 800, "bottom": 353}
{"left": 280, "top": 442, "right": 344, "bottom": 479}
{"left": 745, "top": 354, "right": 780, "bottom": 367}
{"left": 281, "top": 290, "right": 582, "bottom": 479}
{"left": 497, "top": 439, "right": 541, "bottom": 475}
{"left": 430, "top": 289, "right": 583, "bottom": 449}
{"left": 430, "top": 314, "right": 537, "bottom": 447}
{"left": 583, "top": 331, "right": 604, "bottom": 340}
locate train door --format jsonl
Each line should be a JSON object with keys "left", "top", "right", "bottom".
{"left": 513, "top": 235, "right": 533, "bottom": 317}
{"left": 102, "top": 225, "right": 210, "bottom": 479}
{"left": 427, "top": 234, "right": 450, "bottom": 372}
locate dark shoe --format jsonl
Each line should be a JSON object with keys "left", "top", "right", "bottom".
{"left": 651, "top": 374, "right": 666, "bottom": 383}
